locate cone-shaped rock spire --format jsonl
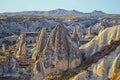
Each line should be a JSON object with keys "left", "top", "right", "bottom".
{"left": 33, "top": 23, "right": 82, "bottom": 77}
{"left": 32, "top": 28, "right": 47, "bottom": 60}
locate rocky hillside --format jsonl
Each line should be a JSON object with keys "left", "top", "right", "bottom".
{"left": 79, "top": 25, "right": 120, "bottom": 57}
{"left": 44, "top": 25, "right": 120, "bottom": 80}
{"left": 0, "top": 10, "right": 120, "bottom": 39}
{"left": 0, "top": 10, "right": 120, "bottom": 80}
{"left": 74, "top": 25, "right": 120, "bottom": 80}
{"left": 0, "top": 13, "right": 120, "bottom": 47}
{"left": 74, "top": 41, "right": 120, "bottom": 80}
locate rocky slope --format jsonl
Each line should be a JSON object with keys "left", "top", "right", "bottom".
{"left": 73, "top": 25, "right": 120, "bottom": 80}
{"left": 0, "top": 11, "right": 120, "bottom": 80}
{"left": 0, "top": 13, "right": 120, "bottom": 39}
{"left": 74, "top": 42, "right": 120, "bottom": 80}
{"left": 43, "top": 25, "right": 120, "bottom": 80}
{"left": 0, "top": 17, "right": 57, "bottom": 36}
{"left": 79, "top": 25, "right": 120, "bottom": 58}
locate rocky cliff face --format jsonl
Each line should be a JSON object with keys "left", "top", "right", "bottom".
{"left": 74, "top": 45, "right": 120, "bottom": 80}
{"left": 109, "top": 54, "right": 120, "bottom": 78}
{"left": 73, "top": 26, "right": 120, "bottom": 80}
{"left": 32, "top": 23, "right": 82, "bottom": 79}
{"left": 79, "top": 25, "right": 120, "bottom": 58}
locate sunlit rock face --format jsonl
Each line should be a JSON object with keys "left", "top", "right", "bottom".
{"left": 93, "top": 58, "right": 108, "bottom": 78}
{"left": 15, "top": 33, "right": 27, "bottom": 58}
{"left": 74, "top": 43, "right": 120, "bottom": 80}
{"left": 108, "top": 54, "right": 120, "bottom": 78}
{"left": 33, "top": 23, "right": 82, "bottom": 79}
{"left": 32, "top": 28, "right": 48, "bottom": 61}
{"left": 79, "top": 25, "right": 120, "bottom": 58}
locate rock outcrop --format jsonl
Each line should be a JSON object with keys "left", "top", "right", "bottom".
{"left": 1, "top": 12, "right": 120, "bottom": 80}
{"left": 75, "top": 44, "right": 120, "bottom": 80}
{"left": 108, "top": 54, "right": 120, "bottom": 78}
{"left": 32, "top": 28, "right": 48, "bottom": 60}
{"left": 93, "top": 58, "right": 108, "bottom": 78}
{"left": 0, "top": 54, "right": 19, "bottom": 77}
{"left": 71, "top": 28, "right": 80, "bottom": 46}
{"left": 87, "top": 27, "right": 92, "bottom": 36}
{"left": 71, "top": 26, "right": 93, "bottom": 46}
{"left": 15, "top": 33, "right": 27, "bottom": 58}
{"left": 2, "top": 44, "right": 6, "bottom": 52}
{"left": 79, "top": 25, "right": 120, "bottom": 57}
{"left": 33, "top": 23, "right": 82, "bottom": 79}
{"left": 74, "top": 25, "right": 120, "bottom": 80}
{"left": 33, "top": 58, "right": 45, "bottom": 80}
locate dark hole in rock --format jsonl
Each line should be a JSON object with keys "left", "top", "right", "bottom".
{"left": 52, "top": 64, "right": 55, "bottom": 68}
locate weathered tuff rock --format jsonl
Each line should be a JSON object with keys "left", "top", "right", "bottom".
{"left": 0, "top": 54, "right": 19, "bottom": 77}
{"left": 108, "top": 54, "right": 120, "bottom": 78}
{"left": 33, "top": 58, "right": 45, "bottom": 80}
{"left": 33, "top": 23, "right": 82, "bottom": 79}
{"left": 0, "top": 17, "right": 57, "bottom": 35}
{"left": 87, "top": 27, "right": 92, "bottom": 36}
{"left": 74, "top": 44, "right": 120, "bottom": 80}
{"left": 32, "top": 28, "right": 48, "bottom": 60}
{"left": 93, "top": 58, "right": 108, "bottom": 78}
{"left": 79, "top": 25, "right": 120, "bottom": 58}
{"left": 15, "top": 33, "right": 27, "bottom": 58}
{"left": 71, "top": 28, "right": 80, "bottom": 46}
{"left": 74, "top": 25, "right": 120, "bottom": 80}
{"left": 2, "top": 44, "right": 6, "bottom": 52}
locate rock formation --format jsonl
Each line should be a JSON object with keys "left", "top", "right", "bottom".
{"left": 74, "top": 45, "right": 120, "bottom": 80}
{"left": 79, "top": 25, "right": 120, "bottom": 58}
{"left": 33, "top": 58, "right": 45, "bottom": 80}
{"left": 2, "top": 43, "right": 6, "bottom": 52}
{"left": 93, "top": 58, "right": 108, "bottom": 79}
{"left": 1, "top": 11, "right": 120, "bottom": 80}
{"left": 108, "top": 54, "right": 120, "bottom": 78}
{"left": 73, "top": 25, "right": 120, "bottom": 80}
{"left": 87, "top": 27, "right": 92, "bottom": 36}
{"left": 33, "top": 23, "right": 82, "bottom": 79}
{"left": 71, "top": 25, "right": 89, "bottom": 46}
{"left": 15, "top": 33, "right": 27, "bottom": 58}
{"left": 71, "top": 28, "right": 80, "bottom": 46}
{"left": 0, "top": 54, "right": 19, "bottom": 77}
{"left": 32, "top": 28, "right": 47, "bottom": 60}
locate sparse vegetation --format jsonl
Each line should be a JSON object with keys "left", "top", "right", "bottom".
{"left": 0, "top": 46, "right": 2, "bottom": 50}
{"left": 0, "top": 56, "right": 6, "bottom": 62}
{"left": 44, "top": 74, "right": 61, "bottom": 80}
